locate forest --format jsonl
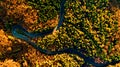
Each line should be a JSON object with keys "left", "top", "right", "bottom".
{"left": 0, "top": 0, "right": 120, "bottom": 67}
